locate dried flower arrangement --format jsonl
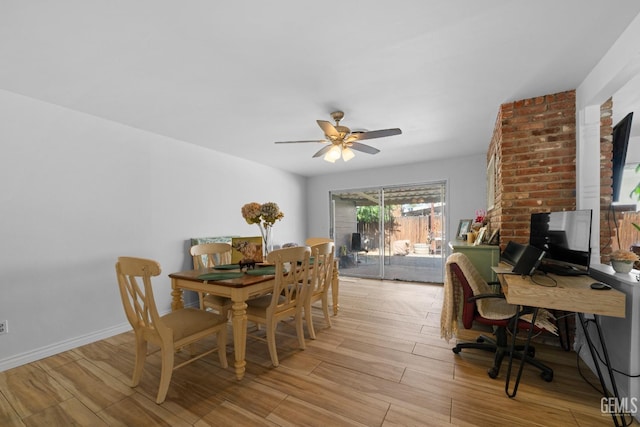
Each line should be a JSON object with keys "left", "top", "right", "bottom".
{"left": 241, "top": 202, "right": 284, "bottom": 255}
{"left": 610, "top": 249, "right": 639, "bottom": 262}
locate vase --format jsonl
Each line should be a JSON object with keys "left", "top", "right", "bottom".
{"left": 263, "top": 226, "right": 273, "bottom": 258}
{"left": 466, "top": 232, "right": 476, "bottom": 244}
{"left": 611, "top": 260, "right": 633, "bottom": 274}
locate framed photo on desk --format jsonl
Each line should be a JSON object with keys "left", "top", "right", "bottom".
{"left": 457, "top": 219, "right": 472, "bottom": 240}
{"left": 474, "top": 226, "right": 487, "bottom": 246}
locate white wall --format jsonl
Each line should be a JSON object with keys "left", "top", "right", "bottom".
{"left": 306, "top": 153, "right": 488, "bottom": 254}
{"left": 0, "top": 90, "right": 307, "bottom": 370}
{"left": 576, "top": 14, "right": 640, "bottom": 418}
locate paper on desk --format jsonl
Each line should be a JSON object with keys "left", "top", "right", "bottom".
{"left": 520, "top": 309, "right": 558, "bottom": 335}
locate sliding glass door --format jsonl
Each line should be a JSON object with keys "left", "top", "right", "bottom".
{"left": 330, "top": 181, "right": 446, "bottom": 283}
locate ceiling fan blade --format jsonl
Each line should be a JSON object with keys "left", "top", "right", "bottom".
{"left": 312, "top": 145, "right": 334, "bottom": 158}
{"left": 317, "top": 120, "right": 340, "bottom": 139}
{"left": 349, "top": 128, "right": 402, "bottom": 142}
{"left": 350, "top": 142, "right": 380, "bottom": 155}
{"left": 274, "top": 139, "right": 327, "bottom": 144}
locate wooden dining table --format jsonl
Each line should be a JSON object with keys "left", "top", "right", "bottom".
{"left": 169, "top": 258, "right": 340, "bottom": 380}
{"left": 169, "top": 267, "right": 276, "bottom": 380}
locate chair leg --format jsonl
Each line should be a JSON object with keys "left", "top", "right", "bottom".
{"left": 266, "top": 319, "right": 279, "bottom": 367}
{"left": 305, "top": 301, "right": 317, "bottom": 340}
{"left": 296, "top": 310, "right": 306, "bottom": 350}
{"left": 217, "top": 327, "right": 228, "bottom": 368}
{"left": 131, "top": 336, "right": 147, "bottom": 387}
{"left": 156, "top": 343, "right": 175, "bottom": 404}
{"left": 321, "top": 293, "right": 332, "bottom": 328}
{"left": 489, "top": 346, "right": 506, "bottom": 379}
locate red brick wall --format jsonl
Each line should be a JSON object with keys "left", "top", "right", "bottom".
{"left": 488, "top": 90, "right": 577, "bottom": 250}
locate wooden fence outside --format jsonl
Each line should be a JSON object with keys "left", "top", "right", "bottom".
{"left": 616, "top": 211, "right": 640, "bottom": 251}
{"left": 358, "top": 215, "right": 443, "bottom": 253}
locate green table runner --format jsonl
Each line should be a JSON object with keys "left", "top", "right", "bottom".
{"left": 213, "top": 264, "right": 240, "bottom": 270}
{"left": 245, "top": 266, "right": 276, "bottom": 276}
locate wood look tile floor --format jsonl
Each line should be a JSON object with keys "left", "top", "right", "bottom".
{"left": 0, "top": 277, "right": 617, "bottom": 426}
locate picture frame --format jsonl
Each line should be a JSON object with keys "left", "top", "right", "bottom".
{"left": 474, "top": 226, "right": 487, "bottom": 246}
{"left": 488, "top": 228, "right": 500, "bottom": 245}
{"left": 231, "top": 236, "right": 264, "bottom": 263}
{"left": 456, "top": 219, "right": 472, "bottom": 240}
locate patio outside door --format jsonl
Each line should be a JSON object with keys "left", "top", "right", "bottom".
{"left": 330, "top": 182, "right": 446, "bottom": 283}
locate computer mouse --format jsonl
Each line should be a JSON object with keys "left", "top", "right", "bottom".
{"left": 590, "top": 282, "right": 611, "bottom": 290}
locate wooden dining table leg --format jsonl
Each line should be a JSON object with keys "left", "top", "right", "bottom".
{"left": 230, "top": 297, "right": 248, "bottom": 380}
{"left": 170, "top": 278, "right": 184, "bottom": 311}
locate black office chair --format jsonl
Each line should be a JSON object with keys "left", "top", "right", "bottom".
{"left": 351, "top": 233, "right": 368, "bottom": 264}
{"left": 445, "top": 253, "right": 554, "bottom": 382}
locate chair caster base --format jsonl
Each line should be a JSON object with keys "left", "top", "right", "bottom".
{"left": 541, "top": 370, "right": 553, "bottom": 382}
{"left": 488, "top": 367, "right": 499, "bottom": 379}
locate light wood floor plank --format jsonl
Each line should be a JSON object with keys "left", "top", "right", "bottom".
{"left": 0, "top": 278, "right": 616, "bottom": 426}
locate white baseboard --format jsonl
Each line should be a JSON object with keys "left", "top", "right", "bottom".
{"left": 0, "top": 301, "right": 200, "bottom": 373}
{"left": 0, "top": 322, "right": 133, "bottom": 372}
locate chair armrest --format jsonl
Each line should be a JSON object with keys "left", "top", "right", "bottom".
{"left": 467, "top": 293, "right": 505, "bottom": 303}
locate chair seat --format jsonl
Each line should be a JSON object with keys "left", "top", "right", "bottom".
{"left": 162, "top": 308, "right": 227, "bottom": 341}
{"left": 246, "top": 294, "right": 285, "bottom": 315}
{"left": 475, "top": 294, "right": 517, "bottom": 320}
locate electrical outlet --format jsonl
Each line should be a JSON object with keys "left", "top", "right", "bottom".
{"left": 0, "top": 320, "right": 7, "bottom": 335}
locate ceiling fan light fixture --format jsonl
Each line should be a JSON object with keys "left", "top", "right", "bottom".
{"left": 323, "top": 154, "right": 337, "bottom": 163}
{"left": 275, "top": 111, "right": 401, "bottom": 162}
{"left": 342, "top": 147, "right": 355, "bottom": 162}
{"left": 324, "top": 145, "right": 342, "bottom": 162}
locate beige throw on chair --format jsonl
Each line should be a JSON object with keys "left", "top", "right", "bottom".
{"left": 440, "top": 253, "right": 556, "bottom": 343}
{"left": 245, "top": 246, "right": 311, "bottom": 367}
{"left": 190, "top": 242, "right": 234, "bottom": 319}
{"left": 305, "top": 242, "right": 335, "bottom": 339}
{"left": 115, "top": 256, "right": 228, "bottom": 404}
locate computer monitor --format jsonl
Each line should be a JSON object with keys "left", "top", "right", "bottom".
{"left": 529, "top": 209, "right": 592, "bottom": 275}
{"left": 500, "top": 241, "right": 526, "bottom": 266}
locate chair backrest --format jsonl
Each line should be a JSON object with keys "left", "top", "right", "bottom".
{"left": 305, "top": 237, "right": 333, "bottom": 246}
{"left": 447, "top": 261, "right": 479, "bottom": 330}
{"left": 266, "top": 246, "right": 312, "bottom": 314}
{"left": 309, "top": 242, "right": 335, "bottom": 297}
{"left": 115, "top": 257, "right": 169, "bottom": 340}
{"left": 446, "top": 252, "right": 513, "bottom": 328}
{"left": 351, "top": 233, "right": 363, "bottom": 251}
{"left": 190, "top": 243, "right": 232, "bottom": 269}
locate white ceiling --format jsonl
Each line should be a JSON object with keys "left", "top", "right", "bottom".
{"left": 2, "top": 1, "right": 640, "bottom": 177}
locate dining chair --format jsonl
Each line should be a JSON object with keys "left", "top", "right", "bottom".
{"left": 115, "top": 256, "right": 228, "bottom": 404}
{"left": 305, "top": 242, "right": 335, "bottom": 339}
{"left": 245, "top": 246, "right": 311, "bottom": 367}
{"left": 305, "top": 237, "right": 333, "bottom": 246}
{"left": 190, "top": 242, "right": 233, "bottom": 319}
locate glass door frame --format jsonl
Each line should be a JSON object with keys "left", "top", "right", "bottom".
{"left": 329, "top": 181, "right": 447, "bottom": 283}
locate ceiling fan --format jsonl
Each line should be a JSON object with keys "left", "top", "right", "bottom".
{"left": 274, "top": 111, "right": 402, "bottom": 163}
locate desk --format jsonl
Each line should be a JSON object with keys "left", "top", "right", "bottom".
{"left": 169, "top": 269, "right": 276, "bottom": 380}
{"left": 499, "top": 273, "right": 626, "bottom": 426}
